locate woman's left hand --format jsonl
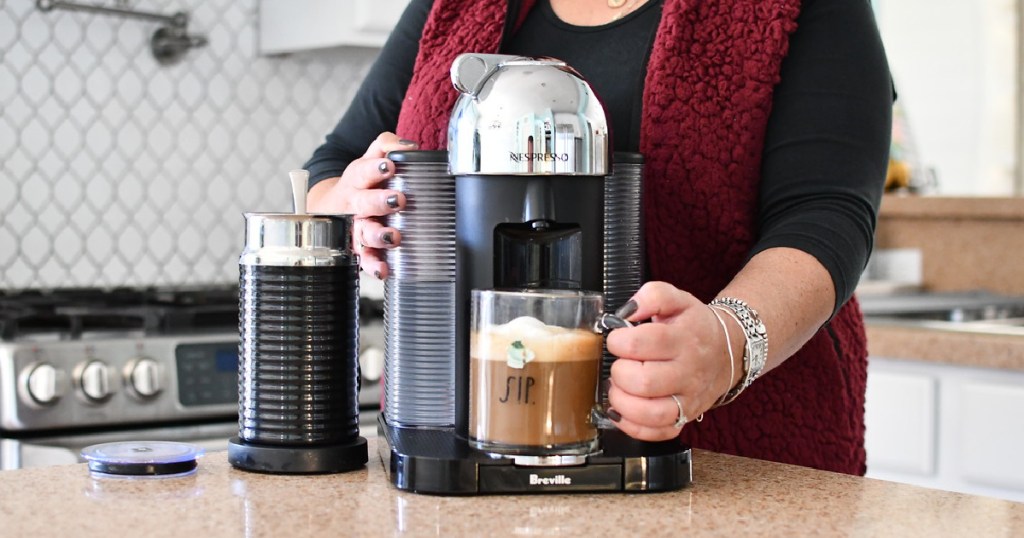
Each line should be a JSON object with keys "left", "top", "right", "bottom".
{"left": 605, "top": 281, "right": 741, "bottom": 441}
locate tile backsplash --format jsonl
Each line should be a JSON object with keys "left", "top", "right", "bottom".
{"left": 1, "top": 0, "right": 378, "bottom": 289}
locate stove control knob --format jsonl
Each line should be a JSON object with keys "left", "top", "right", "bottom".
{"left": 126, "top": 358, "right": 162, "bottom": 399}
{"left": 24, "top": 363, "right": 68, "bottom": 406}
{"left": 359, "top": 346, "right": 384, "bottom": 383}
{"left": 78, "top": 360, "right": 113, "bottom": 403}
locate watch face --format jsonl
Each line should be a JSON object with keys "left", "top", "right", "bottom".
{"left": 749, "top": 339, "right": 767, "bottom": 369}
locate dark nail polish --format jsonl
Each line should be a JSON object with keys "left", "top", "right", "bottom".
{"left": 599, "top": 314, "right": 631, "bottom": 330}
{"left": 607, "top": 408, "right": 622, "bottom": 422}
{"left": 381, "top": 231, "right": 394, "bottom": 245}
{"left": 373, "top": 270, "right": 383, "bottom": 280}
{"left": 398, "top": 139, "right": 418, "bottom": 146}
{"left": 386, "top": 194, "right": 400, "bottom": 209}
{"left": 615, "top": 300, "right": 638, "bottom": 319}
{"left": 378, "top": 161, "right": 389, "bottom": 174}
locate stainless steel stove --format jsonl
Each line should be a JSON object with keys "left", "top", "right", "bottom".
{"left": 0, "top": 284, "right": 384, "bottom": 470}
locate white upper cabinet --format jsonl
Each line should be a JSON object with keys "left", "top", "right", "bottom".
{"left": 259, "top": 0, "right": 413, "bottom": 54}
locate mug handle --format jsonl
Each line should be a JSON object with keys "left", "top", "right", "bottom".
{"left": 591, "top": 314, "right": 633, "bottom": 429}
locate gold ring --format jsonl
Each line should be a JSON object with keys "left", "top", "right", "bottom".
{"left": 670, "top": 394, "right": 687, "bottom": 428}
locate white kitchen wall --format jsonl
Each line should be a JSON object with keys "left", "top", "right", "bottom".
{"left": 874, "top": 0, "right": 1018, "bottom": 195}
{"left": 0, "top": 0, "right": 378, "bottom": 289}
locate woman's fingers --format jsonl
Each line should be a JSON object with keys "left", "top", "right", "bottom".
{"left": 357, "top": 219, "right": 402, "bottom": 250}
{"left": 352, "top": 218, "right": 401, "bottom": 279}
{"left": 306, "top": 132, "right": 419, "bottom": 278}
{"left": 343, "top": 157, "right": 395, "bottom": 190}
{"left": 345, "top": 186, "right": 406, "bottom": 219}
{"left": 607, "top": 382, "right": 691, "bottom": 429}
{"left": 620, "top": 281, "right": 698, "bottom": 322}
{"left": 602, "top": 282, "right": 741, "bottom": 439}
{"left": 362, "top": 131, "right": 418, "bottom": 159}
{"left": 609, "top": 357, "right": 689, "bottom": 398}
{"left": 357, "top": 246, "right": 389, "bottom": 280}
{"left": 333, "top": 131, "right": 418, "bottom": 214}
{"left": 606, "top": 322, "right": 680, "bottom": 361}
{"left": 342, "top": 132, "right": 418, "bottom": 191}
{"left": 607, "top": 412, "right": 683, "bottom": 442}
{"left": 308, "top": 171, "right": 406, "bottom": 217}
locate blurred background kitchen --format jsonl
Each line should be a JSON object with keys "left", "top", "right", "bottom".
{"left": 1, "top": 0, "right": 1022, "bottom": 502}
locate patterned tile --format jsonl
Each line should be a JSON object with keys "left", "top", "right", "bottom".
{"left": 1, "top": 0, "right": 378, "bottom": 288}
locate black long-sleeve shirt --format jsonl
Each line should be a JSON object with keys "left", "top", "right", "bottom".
{"left": 305, "top": 0, "right": 893, "bottom": 314}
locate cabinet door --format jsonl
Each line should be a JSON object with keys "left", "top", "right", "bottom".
{"left": 864, "top": 368, "right": 937, "bottom": 476}
{"left": 955, "top": 380, "right": 1024, "bottom": 490}
{"left": 259, "top": 0, "right": 412, "bottom": 54}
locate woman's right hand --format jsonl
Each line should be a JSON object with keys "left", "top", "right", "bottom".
{"left": 307, "top": 132, "right": 417, "bottom": 279}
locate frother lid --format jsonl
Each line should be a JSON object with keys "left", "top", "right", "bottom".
{"left": 82, "top": 441, "right": 204, "bottom": 478}
{"left": 240, "top": 213, "right": 355, "bottom": 267}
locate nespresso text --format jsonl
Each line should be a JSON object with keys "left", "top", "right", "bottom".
{"left": 509, "top": 152, "right": 569, "bottom": 163}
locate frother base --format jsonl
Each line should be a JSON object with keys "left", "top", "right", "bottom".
{"left": 377, "top": 416, "right": 691, "bottom": 495}
{"left": 228, "top": 436, "right": 368, "bottom": 474}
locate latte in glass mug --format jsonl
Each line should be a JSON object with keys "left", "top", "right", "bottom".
{"left": 469, "top": 290, "right": 604, "bottom": 456}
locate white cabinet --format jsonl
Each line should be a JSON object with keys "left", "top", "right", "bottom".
{"left": 864, "top": 369, "right": 937, "bottom": 476}
{"left": 865, "top": 357, "right": 1024, "bottom": 502}
{"left": 259, "top": 0, "right": 412, "bottom": 54}
{"left": 953, "top": 379, "right": 1024, "bottom": 490}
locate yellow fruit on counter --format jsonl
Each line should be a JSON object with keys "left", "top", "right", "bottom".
{"left": 885, "top": 158, "right": 911, "bottom": 192}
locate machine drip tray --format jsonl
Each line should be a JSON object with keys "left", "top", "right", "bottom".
{"left": 377, "top": 416, "right": 692, "bottom": 495}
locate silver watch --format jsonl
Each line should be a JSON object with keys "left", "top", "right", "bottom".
{"left": 710, "top": 297, "right": 768, "bottom": 405}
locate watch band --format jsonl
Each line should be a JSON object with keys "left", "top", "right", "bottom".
{"left": 709, "top": 297, "right": 768, "bottom": 406}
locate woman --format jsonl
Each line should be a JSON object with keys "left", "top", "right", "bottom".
{"left": 305, "top": 0, "right": 892, "bottom": 475}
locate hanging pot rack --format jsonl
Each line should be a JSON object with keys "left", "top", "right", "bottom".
{"left": 36, "top": 0, "right": 208, "bottom": 66}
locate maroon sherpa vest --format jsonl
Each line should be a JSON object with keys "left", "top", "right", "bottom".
{"left": 397, "top": 0, "right": 869, "bottom": 475}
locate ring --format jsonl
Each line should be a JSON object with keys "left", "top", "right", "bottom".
{"left": 670, "top": 394, "right": 687, "bottom": 428}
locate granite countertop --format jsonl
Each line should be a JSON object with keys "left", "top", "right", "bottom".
{"left": 865, "top": 321, "right": 1024, "bottom": 372}
{"left": 1, "top": 438, "right": 1021, "bottom": 537}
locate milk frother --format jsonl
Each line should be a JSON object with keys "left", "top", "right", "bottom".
{"left": 228, "top": 171, "right": 367, "bottom": 474}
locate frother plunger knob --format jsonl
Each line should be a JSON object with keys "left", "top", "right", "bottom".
{"left": 289, "top": 169, "right": 309, "bottom": 214}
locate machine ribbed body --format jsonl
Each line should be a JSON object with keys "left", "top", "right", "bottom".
{"left": 383, "top": 151, "right": 457, "bottom": 427}
{"left": 603, "top": 153, "right": 645, "bottom": 378}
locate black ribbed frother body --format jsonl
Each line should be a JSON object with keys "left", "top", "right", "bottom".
{"left": 228, "top": 212, "right": 367, "bottom": 474}
{"left": 238, "top": 264, "right": 360, "bottom": 445}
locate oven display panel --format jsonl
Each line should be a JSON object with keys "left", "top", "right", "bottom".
{"left": 175, "top": 343, "right": 239, "bottom": 406}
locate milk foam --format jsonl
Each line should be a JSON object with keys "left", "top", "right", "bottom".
{"left": 473, "top": 316, "right": 602, "bottom": 363}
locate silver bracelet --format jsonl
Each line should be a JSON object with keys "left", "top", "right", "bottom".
{"left": 706, "top": 305, "right": 736, "bottom": 408}
{"left": 709, "top": 297, "right": 768, "bottom": 405}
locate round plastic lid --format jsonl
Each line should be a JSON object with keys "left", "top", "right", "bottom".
{"left": 81, "top": 441, "right": 204, "bottom": 478}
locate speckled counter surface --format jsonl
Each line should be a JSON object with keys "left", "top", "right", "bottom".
{"left": 1, "top": 439, "right": 1021, "bottom": 537}
{"left": 866, "top": 322, "right": 1024, "bottom": 372}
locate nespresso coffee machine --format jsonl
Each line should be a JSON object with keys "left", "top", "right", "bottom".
{"left": 378, "top": 54, "right": 691, "bottom": 494}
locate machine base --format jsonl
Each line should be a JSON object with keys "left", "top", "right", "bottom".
{"left": 228, "top": 436, "right": 368, "bottom": 474}
{"left": 377, "top": 416, "right": 691, "bottom": 495}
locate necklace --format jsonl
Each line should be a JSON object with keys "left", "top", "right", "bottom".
{"left": 608, "top": 0, "right": 646, "bottom": 22}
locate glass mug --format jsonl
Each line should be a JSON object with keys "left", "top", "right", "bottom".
{"left": 469, "top": 289, "right": 626, "bottom": 457}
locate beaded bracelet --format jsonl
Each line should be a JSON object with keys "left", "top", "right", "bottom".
{"left": 709, "top": 297, "right": 768, "bottom": 406}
